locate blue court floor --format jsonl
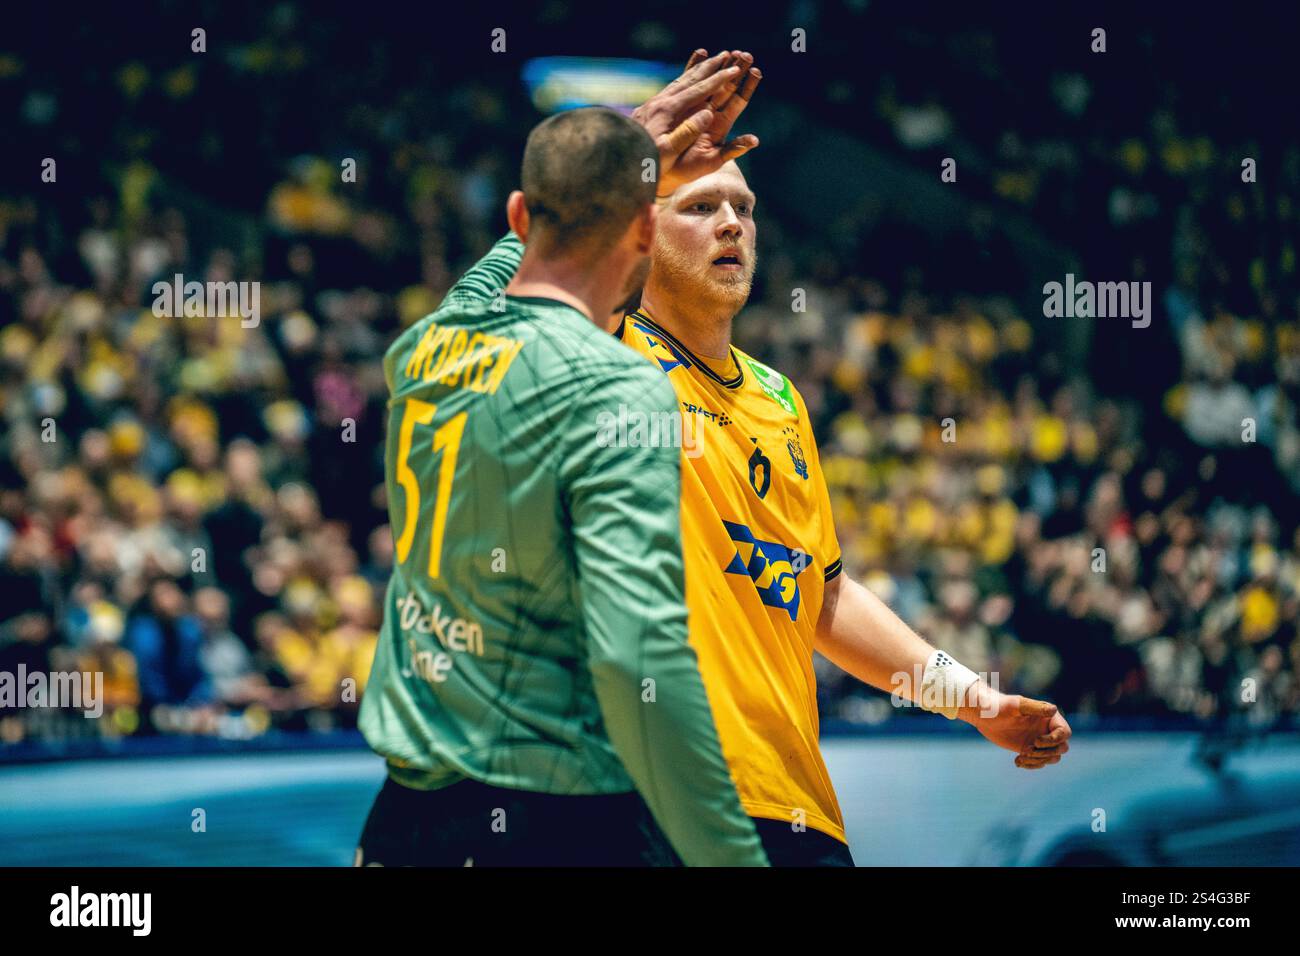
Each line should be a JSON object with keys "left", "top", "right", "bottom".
{"left": 3, "top": 733, "right": 1296, "bottom": 865}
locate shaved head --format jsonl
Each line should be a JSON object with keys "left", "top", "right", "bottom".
{"left": 520, "top": 107, "right": 657, "bottom": 260}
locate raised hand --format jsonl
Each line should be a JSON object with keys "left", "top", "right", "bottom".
{"left": 631, "top": 49, "right": 763, "bottom": 199}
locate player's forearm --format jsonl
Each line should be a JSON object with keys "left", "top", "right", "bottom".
{"left": 815, "top": 573, "right": 993, "bottom": 719}
{"left": 815, "top": 573, "right": 931, "bottom": 694}
{"left": 567, "top": 378, "right": 767, "bottom": 865}
{"left": 578, "top": 504, "right": 767, "bottom": 865}
{"left": 588, "top": 634, "right": 769, "bottom": 867}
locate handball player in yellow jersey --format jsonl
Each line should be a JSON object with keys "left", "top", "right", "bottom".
{"left": 614, "top": 52, "right": 1074, "bottom": 865}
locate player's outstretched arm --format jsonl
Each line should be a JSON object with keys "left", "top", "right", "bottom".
{"left": 438, "top": 232, "right": 524, "bottom": 311}
{"left": 429, "top": 47, "right": 764, "bottom": 312}
{"left": 561, "top": 369, "right": 768, "bottom": 866}
{"left": 816, "top": 572, "right": 1072, "bottom": 770}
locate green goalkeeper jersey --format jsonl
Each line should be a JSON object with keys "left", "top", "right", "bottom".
{"left": 359, "top": 234, "right": 766, "bottom": 866}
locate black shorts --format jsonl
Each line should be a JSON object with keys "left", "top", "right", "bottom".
{"left": 753, "top": 818, "right": 855, "bottom": 867}
{"left": 355, "top": 775, "right": 681, "bottom": 867}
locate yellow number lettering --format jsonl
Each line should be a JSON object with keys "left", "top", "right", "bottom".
{"left": 392, "top": 399, "right": 468, "bottom": 579}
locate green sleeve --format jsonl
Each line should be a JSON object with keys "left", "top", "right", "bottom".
{"left": 438, "top": 232, "right": 524, "bottom": 311}
{"left": 560, "top": 366, "right": 769, "bottom": 867}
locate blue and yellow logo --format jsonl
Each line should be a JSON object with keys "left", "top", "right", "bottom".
{"left": 721, "top": 520, "right": 807, "bottom": 621}
{"left": 631, "top": 319, "right": 691, "bottom": 374}
{"left": 784, "top": 425, "right": 808, "bottom": 480}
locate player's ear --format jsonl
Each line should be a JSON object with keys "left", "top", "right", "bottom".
{"left": 506, "top": 191, "right": 529, "bottom": 243}
{"left": 633, "top": 201, "right": 657, "bottom": 255}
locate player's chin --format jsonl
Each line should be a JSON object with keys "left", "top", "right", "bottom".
{"left": 708, "top": 274, "right": 752, "bottom": 303}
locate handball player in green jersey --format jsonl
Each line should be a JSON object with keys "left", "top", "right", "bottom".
{"left": 357, "top": 52, "right": 770, "bottom": 866}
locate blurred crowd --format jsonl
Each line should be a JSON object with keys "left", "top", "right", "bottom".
{"left": 2, "top": 5, "right": 1298, "bottom": 746}
{"left": 0, "top": 187, "right": 405, "bottom": 743}
{"left": 758, "top": 292, "right": 1300, "bottom": 726}
{"left": 781, "top": 4, "right": 1300, "bottom": 725}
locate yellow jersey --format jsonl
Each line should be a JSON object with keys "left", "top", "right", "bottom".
{"left": 618, "top": 308, "right": 846, "bottom": 843}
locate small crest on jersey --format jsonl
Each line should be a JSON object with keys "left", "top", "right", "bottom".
{"left": 742, "top": 357, "right": 798, "bottom": 418}
{"left": 783, "top": 425, "right": 809, "bottom": 480}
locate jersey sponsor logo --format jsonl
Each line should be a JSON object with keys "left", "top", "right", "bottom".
{"left": 630, "top": 319, "right": 692, "bottom": 374}
{"left": 394, "top": 590, "right": 485, "bottom": 687}
{"left": 680, "top": 401, "right": 731, "bottom": 427}
{"left": 721, "top": 519, "right": 809, "bottom": 621}
{"left": 741, "top": 357, "right": 798, "bottom": 418}
{"left": 596, "top": 403, "right": 705, "bottom": 458}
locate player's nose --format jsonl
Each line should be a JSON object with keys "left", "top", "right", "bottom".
{"left": 714, "top": 204, "right": 743, "bottom": 239}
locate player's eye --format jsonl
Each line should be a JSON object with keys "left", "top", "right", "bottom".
{"left": 690, "top": 202, "right": 713, "bottom": 213}
{"left": 735, "top": 203, "right": 751, "bottom": 216}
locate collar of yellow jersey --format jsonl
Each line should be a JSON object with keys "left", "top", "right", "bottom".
{"left": 623, "top": 310, "right": 745, "bottom": 390}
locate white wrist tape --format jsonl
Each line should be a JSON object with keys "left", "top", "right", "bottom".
{"left": 920, "top": 650, "right": 981, "bottom": 719}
